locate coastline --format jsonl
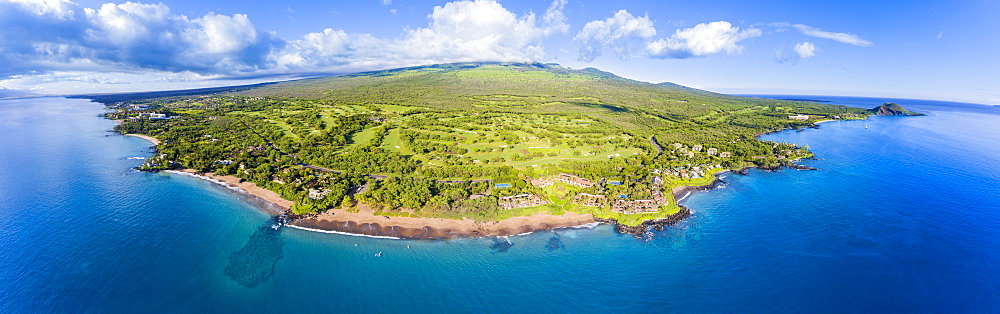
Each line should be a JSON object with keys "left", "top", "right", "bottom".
{"left": 156, "top": 161, "right": 745, "bottom": 240}
{"left": 160, "top": 166, "right": 702, "bottom": 239}
{"left": 294, "top": 206, "right": 599, "bottom": 239}
{"left": 671, "top": 177, "right": 723, "bottom": 204}
{"left": 164, "top": 169, "right": 294, "bottom": 213}
{"left": 162, "top": 168, "right": 602, "bottom": 239}
{"left": 125, "top": 133, "right": 161, "bottom": 145}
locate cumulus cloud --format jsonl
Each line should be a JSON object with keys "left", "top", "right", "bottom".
{"left": 574, "top": 10, "right": 656, "bottom": 62}
{"left": 774, "top": 41, "right": 817, "bottom": 63}
{"left": 276, "top": 0, "right": 567, "bottom": 71}
{"left": 794, "top": 41, "right": 815, "bottom": 59}
{"left": 7, "top": 0, "right": 76, "bottom": 19}
{"left": 541, "top": 0, "right": 569, "bottom": 35}
{"left": 0, "top": 0, "right": 281, "bottom": 77}
{"left": 647, "top": 21, "right": 761, "bottom": 59}
{"left": 0, "top": 0, "right": 568, "bottom": 82}
{"left": 774, "top": 23, "right": 873, "bottom": 46}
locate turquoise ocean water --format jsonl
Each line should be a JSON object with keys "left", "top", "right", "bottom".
{"left": 1, "top": 96, "right": 998, "bottom": 312}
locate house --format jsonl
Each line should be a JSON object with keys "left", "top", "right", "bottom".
{"left": 652, "top": 176, "right": 663, "bottom": 186}
{"left": 149, "top": 113, "right": 168, "bottom": 120}
{"left": 692, "top": 144, "right": 703, "bottom": 152}
{"left": 719, "top": 152, "right": 731, "bottom": 158}
{"left": 706, "top": 148, "right": 718, "bottom": 156}
{"left": 308, "top": 188, "right": 331, "bottom": 200}
{"left": 788, "top": 114, "right": 809, "bottom": 120}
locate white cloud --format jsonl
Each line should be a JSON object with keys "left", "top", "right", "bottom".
{"left": 0, "top": 0, "right": 280, "bottom": 76}
{"left": 542, "top": 0, "right": 569, "bottom": 35}
{"left": 794, "top": 41, "right": 815, "bottom": 59}
{"left": 936, "top": 31, "right": 944, "bottom": 40}
{"left": 276, "top": 0, "right": 567, "bottom": 71}
{"left": 0, "top": 0, "right": 568, "bottom": 83}
{"left": 775, "top": 23, "right": 873, "bottom": 47}
{"left": 574, "top": 10, "right": 656, "bottom": 62}
{"left": 275, "top": 28, "right": 355, "bottom": 68}
{"left": 774, "top": 42, "right": 817, "bottom": 63}
{"left": 8, "top": 0, "right": 76, "bottom": 19}
{"left": 402, "top": 0, "right": 549, "bottom": 61}
{"left": 647, "top": 21, "right": 760, "bottom": 59}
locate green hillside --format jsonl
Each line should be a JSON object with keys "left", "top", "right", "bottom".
{"left": 107, "top": 62, "right": 871, "bottom": 224}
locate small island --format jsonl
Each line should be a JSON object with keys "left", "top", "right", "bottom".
{"left": 870, "top": 103, "right": 924, "bottom": 116}
{"left": 94, "top": 62, "right": 909, "bottom": 238}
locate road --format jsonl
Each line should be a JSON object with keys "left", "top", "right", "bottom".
{"left": 650, "top": 135, "right": 663, "bottom": 155}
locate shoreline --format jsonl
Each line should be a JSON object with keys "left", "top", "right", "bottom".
{"left": 164, "top": 169, "right": 294, "bottom": 214}
{"left": 125, "top": 133, "right": 161, "bottom": 146}
{"left": 162, "top": 168, "right": 604, "bottom": 239}
{"left": 671, "top": 178, "right": 723, "bottom": 203}
{"left": 293, "top": 205, "right": 600, "bottom": 239}
{"left": 157, "top": 166, "right": 760, "bottom": 240}
{"left": 159, "top": 167, "right": 703, "bottom": 239}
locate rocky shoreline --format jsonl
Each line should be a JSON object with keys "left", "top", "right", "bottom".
{"left": 593, "top": 206, "right": 693, "bottom": 238}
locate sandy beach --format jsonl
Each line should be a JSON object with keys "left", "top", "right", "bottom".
{"left": 671, "top": 180, "right": 720, "bottom": 203}
{"left": 125, "top": 134, "right": 161, "bottom": 145}
{"left": 166, "top": 169, "right": 295, "bottom": 210}
{"left": 295, "top": 206, "right": 597, "bottom": 239}
{"left": 163, "top": 168, "right": 596, "bottom": 238}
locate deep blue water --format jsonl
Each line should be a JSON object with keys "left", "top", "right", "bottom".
{"left": 1, "top": 96, "right": 998, "bottom": 312}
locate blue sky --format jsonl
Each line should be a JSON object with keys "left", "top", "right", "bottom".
{"left": 1, "top": 0, "right": 997, "bottom": 104}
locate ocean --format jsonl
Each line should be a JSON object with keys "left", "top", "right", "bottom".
{"left": 1, "top": 95, "right": 998, "bottom": 312}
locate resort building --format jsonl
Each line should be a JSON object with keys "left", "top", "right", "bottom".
{"left": 498, "top": 194, "right": 546, "bottom": 210}
{"left": 706, "top": 148, "right": 718, "bottom": 155}
{"left": 573, "top": 193, "right": 607, "bottom": 207}
{"left": 529, "top": 176, "right": 554, "bottom": 188}
{"left": 148, "top": 113, "right": 168, "bottom": 120}
{"left": 556, "top": 173, "right": 594, "bottom": 188}
{"left": 651, "top": 189, "right": 668, "bottom": 204}
{"left": 788, "top": 114, "right": 809, "bottom": 120}
{"left": 611, "top": 199, "right": 661, "bottom": 214}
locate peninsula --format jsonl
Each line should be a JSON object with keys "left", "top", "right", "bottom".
{"left": 95, "top": 62, "right": 906, "bottom": 238}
